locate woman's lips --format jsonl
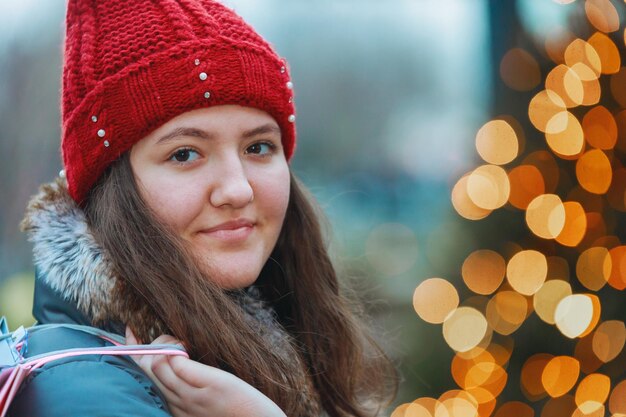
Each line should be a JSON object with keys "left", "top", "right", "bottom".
{"left": 198, "top": 219, "right": 255, "bottom": 242}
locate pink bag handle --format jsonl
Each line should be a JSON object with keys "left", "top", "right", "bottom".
{"left": 1, "top": 323, "right": 189, "bottom": 417}
{"left": 25, "top": 344, "right": 189, "bottom": 371}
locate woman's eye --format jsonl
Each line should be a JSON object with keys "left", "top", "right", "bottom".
{"left": 169, "top": 148, "right": 199, "bottom": 163}
{"left": 247, "top": 142, "right": 275, "bottom": 155}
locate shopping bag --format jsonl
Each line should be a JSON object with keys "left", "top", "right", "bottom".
{"left": 0, "top": 318, "right": 187, "bottom": 417}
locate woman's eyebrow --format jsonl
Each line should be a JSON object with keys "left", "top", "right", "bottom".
{"left": 156, "top": 124, "right": 280, "bottom": 144}
{"left": 156, "top": 127, "right": 212, "bottom": 144}
{"left": 241, "top": 124, "right": 281, "bottom": 138}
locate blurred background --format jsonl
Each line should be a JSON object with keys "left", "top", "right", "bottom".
{"left": 2, "top": 0, "right": 626, "bottom": 416}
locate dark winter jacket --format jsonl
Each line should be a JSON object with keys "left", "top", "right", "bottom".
{"left": 7, "top": 179, "right": 322, "bottom": 417}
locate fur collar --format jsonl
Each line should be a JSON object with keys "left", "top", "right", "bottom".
{"left": 21, "top": 178, "right": 117, "bottom": 323}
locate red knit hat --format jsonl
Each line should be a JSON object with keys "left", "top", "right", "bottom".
{"left": 61, "top": 0, "right": 296, "bottom": 204}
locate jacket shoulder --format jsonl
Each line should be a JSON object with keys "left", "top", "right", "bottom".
{"left": 7, "top": 327, "right": 171, "bottom": 417}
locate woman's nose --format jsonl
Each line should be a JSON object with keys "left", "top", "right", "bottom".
{"left": 208, "top": 157, "right": 254, "bottom": 209}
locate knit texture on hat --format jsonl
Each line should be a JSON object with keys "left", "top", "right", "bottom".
{"left": 62, "top": 0, "right": 296, "bottom": 204}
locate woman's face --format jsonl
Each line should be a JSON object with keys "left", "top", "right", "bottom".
{"left": 130, "top": 105, "right": 290, "bottom": 289}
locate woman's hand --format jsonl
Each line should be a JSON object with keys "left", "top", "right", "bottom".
{"left": 125, "top": 326, "right": 287, "bottom": 417}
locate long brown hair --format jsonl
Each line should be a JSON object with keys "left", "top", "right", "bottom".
{"left": 84, "top": 153, "right": 397, "bottom": 417}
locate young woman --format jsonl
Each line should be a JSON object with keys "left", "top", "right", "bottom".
{"left": 9, "top": 1, "right": 396, "bottom": 416}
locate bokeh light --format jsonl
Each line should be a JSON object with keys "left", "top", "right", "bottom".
{"left": 587, "top": 32, "right": 621, "bottom": 74}
{"left": 508, "top": 165, "right": 546, "bottom": 210}
{"left": 507, "top": 250, "right": 547, "bottom": 295}
{"left": 541, "top": 355, "right": 580, "bottom": 398}
{"left": 443, "top": 307, "right": 489, "bottom": 353}
{"left": 609, "top": 380, "right": 626, "bottom": 415}
{"left": 575, "top": 373, "right": 610, "bottom": 413}
{"left": 576, "top": 247, "right": 611, "bottom": 291}
{"left": 521, "top": 353, "right": 553, "bottom": 401}
{"left": 585, "top": 0, "right": 620, "bottom": 33}
{"left": 452, "top": 174, "right": 492, "bottom": 220}
{"left": 526, "top": 195, "right": 566, "bottom": 240}
{"left": 500, "top": 48, "right": 542, "bottom": 92}
{"left": 533, "top": 279, "right": 572, "bottom": 325}
{"left": 467, "top": 165, "right": 511, "bottom": 210}
{"left": 475, "top": 120, "right": 519, "bottom": 165}
{"left": 555, "top": 294, "right": 599, "bottom": 338}
{"left": 575, "top": 149, "right": 612, "bottom": 194}
{"left": 486, "top": 290, "right": 529, "bottom": 335}
{"left": 413, "top": 278, "right": 459, "bottom": 324}
{"left": 412, "top": 3, "right": 626, "bottom": 415}
{"left": 582, "top": 105, "right": 617, "bottom": 150}
{"left": 555, "top": 201, "right": 586, "bottom": 247}
{"left": 545, "top": 112, "right": 585, "bottom": 158}
{"left": 528, "top": 90, "right": 567, "bottom": 134}
{"left": 592, "top": 320, "right": 626, "bottom": 363}
{"left": 461, "top": 250, "right": 505, "bottom": 295}
{"left": 564, "top": 39, "right": 602, "bottom": 77}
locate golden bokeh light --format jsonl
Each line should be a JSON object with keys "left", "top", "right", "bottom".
{"left": 411, "top": 4, "right": 626, "bottom": 412}
{"left": 507, "top": 250, "right": 548, "bottom": 295}
{"left": 541, "top": 355, "right": 580, "bottom": 398}
{"left": 437, "top": 396, "right": 478, "bottom": 417}
{"left": 575, "top": 335, "right": 604, "bottom": 375}
{"left": 545, "top": 112, "right": 585, "bottom": 158}
{"left": 410, "top": 398, "right": 440, "bottom": 417}
{"left": 545, "top": 64, "right": 584, "bottom": 107}
{"left": 526, "top": 195, "right": 566, "bottom": 239}
{"left": 571, "top": 63, "right": 602, "bottom": 106}
{"left": 404, "top": 402, "right": 432, "bottom": 417}
{"left": 461, "top": 250, "right": 506, "bottom": 295}
{"left": 564, "top": 39, "right": 602, "bottom": 77}
{"left": 500, "top": 48, "right": 542, "bottom": 91}
{"left": 493, "top": 401, "right": 534, "bottom": 417}
{"left": 451, "top": 349, "right": 508, "bottom": 404}
{"left": 592, "top": 320, "right": 626, "bottom": 363}
{"left": 486, "top": 290, "right": 528, "bottom": 335}
{"left": 475, "top": 120, "right": 519, "bottom": 165}
{"left": 576, "top": 149, "right": 612, "bottom": 194}
{"left": 571, "top": 404, "right": 604, "bottom": 417}
{"left": 576, "top": 247, "right": 611, "bottom": 291}
{"left": 443, "top": 307, "right": 489, "bottom": 353}
{"left": 451, "top": 174, "right": 492, "bottom": 221}
{"left": 555, "top": 201, "right": 587, "bottom": 247}
{"left": 508, "top": 165, "right": 546, "bottom": 210}
{"left": 523, "top": 151, "right": 560, "bottom": 193}
{"left": 413, "top": 278, "right": 459, "bottom": 324}
{"left": 533, "top": 279, "right": 572, "bottom": 325}
{"left": 521, "top": 353, "right": 553, "bottom": 401}
{"left": 588, "top": 32, "right": 621, "bottom": 74}
{"left": 554, "top": 294, "right": 598, "bottom": 339}
{"left": 585, "top": 0, "right": 620, "bottom": 33}
{"left": 610, "top": 68, "right": 626, "bottom": 108}
{"left": 609, "top": 380, "right": 626, "bottom": 415}
{"left": 452, "top": 350, "right": 495, "bottom": 389}
{"left": 528, "top": 90, "right": 567, "bottom": 134}
{"left": 575, "top": 373, "right": 611, "bottom": 413}
{"left": 542, "top": 395, "right": 577, "bottom": 417}
{"left": 467, "top": 165, "right": 511, "bottom": 210}
{"left": 608, "top": 246, "right": 626, "bottom": 290}
{"left": 582, "top": 105, "right": 618, "bottom": 150}
{"left": 391, "top": 403, "right": 410, "bottom": 417}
